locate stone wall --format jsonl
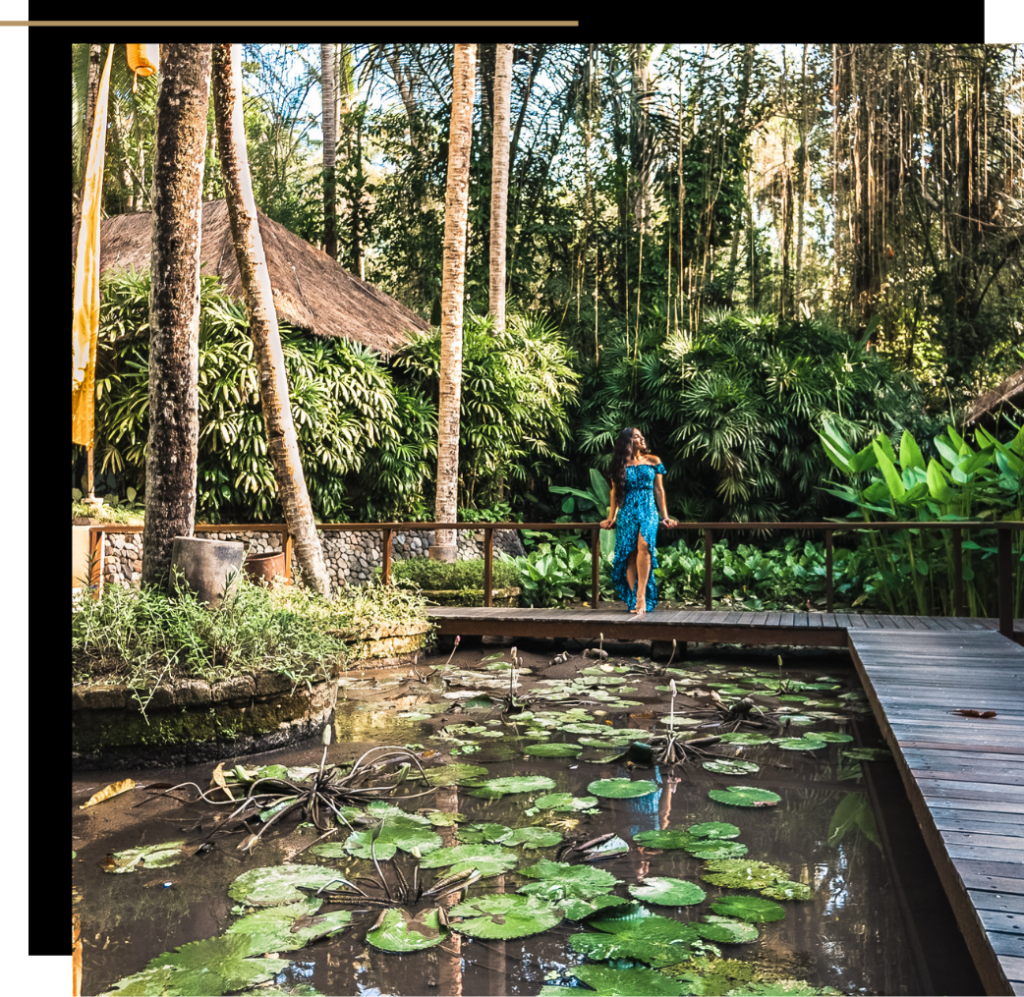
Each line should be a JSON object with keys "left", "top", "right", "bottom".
{"left": 101, "top": 526, "right": 526, "bottom": 589}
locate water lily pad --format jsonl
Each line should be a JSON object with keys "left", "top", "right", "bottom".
{"left": 685, "top": 839, "right": 749, "bottom": 860}
{"left": 724, "top": 980, "right": 843, "bottom": 995}
{"left": 710, "top": 895, "right": 786, "bottom": 923}
{"left": 773, "top": 736, "right": 827, "bottom": 751}
{"left": 102, "top": 840, "right": 189, "bottom": 874}
{"left": 468, "top": 775, "right": 557, "bottom": 798}
{"left": 519, "top": 859, "right": 620, "bottom": 900}
{"left": 418, "top": 842, "right": 518, "bottom": 877}
{"left": 588, "top": 778, "right": 659, "bottom": 799}
{"left": 579, "top": 736, "right": 634, "bottom": 748}
{"left": 569, "top": 902, "right": 700, "bottom": 967}
{"left": 701, "top": 859, "right": 791, "bottom": 891}
{"left": 561, "top": 894, "right": 632, "bottom": 920}
{"left": 562, "top": 722, "right": 616, "bottom": 734}
{"left": 717, "top": 732, "right": 772, "bottom": 744}
{"left": 343, "top": 803, "right": 442, "bottom": 859}
{"left": 842, "top": 747, "right": 892, "bottom": 761}
{"left": 523, "top": 742, "right": 583, "bottom": 757}
{"left": 556, "top": 963, "right": 695, "bottom": 996}
{"left": 708, "top": 786, "right": 781, "bottom": 808}
{"left": 760, "top": 879, "right": 814, "bottom": 900}
{"left": 425, "top": 811, "right": 465, "bottom": 826}
{"left": 693, "top": 914, "right": 760, "bottom": 944}
{"left": 423, "top": 763, "right": 489, "bottom": 787}
{"left": 659, "top": 716, "right": 703, "bottom": 726}
{"left": 457, "top": 822, "right": 514, "bottom": 845}
{"left": 703, "top": 759, "right": 761, "bottom": 775}
{"left": 224, "top": 897, "right": 352, "bottom": 953}
{"left": 688, "top": 821, "right": 741, "bottom": 839}
{"left": 633, "top": 828, "right": 700, "bottom": 850}
{"left": 229, "top": 865, "right": 341, "bottom": 907}
{"left": 366, "top": 907, "right": 449, "bottom": 951}
{"left": 448, "top": 893, "right": 563, "bottom": 939}
{"left": 811, "top": 731, "right": 854, "bottom": 743}
{"left": 628, "top": 877, "right": 706, "bottom": 906}
{"left": 535, "top": 792, "right": 599, "bottom": 812}
{"left": 508, "top": 826, "right": 562, "bottom": 848}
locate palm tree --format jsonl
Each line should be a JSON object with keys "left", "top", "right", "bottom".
{"left": 212, "top": 42, "right": 333, "bottom": 598}
{"left": 141, "top": 44, "right": 211, "bottom": 588}
{"left": 489, "top": 43, "right": 512, "bottom": 334}
{"left": 321, "top": 43, "right": 338, "bottom": 260}
{"left": 430, "top": 43, "right": 476, "bottom": 562}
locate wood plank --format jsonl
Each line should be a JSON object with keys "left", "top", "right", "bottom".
{"left": 764, "top": 612, "right": 781, "bottom": 627}
{"left": 971, "top": 892, "right": 1024, "bottom": 916}
{"left": 978, "top": 911, "right": 1024, "bottom": 935}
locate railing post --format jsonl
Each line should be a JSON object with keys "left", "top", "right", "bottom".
{"left": 90, "top": 527, "right": 104, "bottom": 599}
{"left": 484, "top": 527, "right": 493, "bottom": 608}
{"left": 383, "top": 527, "right": 394, "bottom": 585}
{"left": 952, "top": 526, "right": 965, "bottom": 617}
{"left": 591, "top": 528, "right": 600, "bottom": 607}
{"left": 998, "top": 525, "right": 1013, "bottom": 639}
{"left": 825, "top": 530, "right": 834, "bottom": 613}
{"left": 704, "top": 528, "right": 713, "bottom": 611}
{"left": 282, "top": 527, "right": 292, "bottom": 585}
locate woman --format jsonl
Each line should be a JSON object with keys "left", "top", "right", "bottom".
{"left": 599, "top": 427, "right": 678, "bottom": 614}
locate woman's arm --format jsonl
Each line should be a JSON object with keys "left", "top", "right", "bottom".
{"left": 653, "top": 472, "right": 678, "bottom": 528}
{"left": 600, "top": 482, "right": 617, "bottom": 529}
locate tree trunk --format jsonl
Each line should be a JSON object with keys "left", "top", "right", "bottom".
{"left": 321, "top": 43, "right": 338, "bottom": 261}
{"left": 212, "top": 43, "right": 332, "bottom": 598}
{"left": 431, "top": 43, "right": 476, "bottom": 563}
{"left": 489, "top": 43, "right": 512, "bottom": 333}
{"left": 142, "top": 44, "right": 211, "bottom": 589}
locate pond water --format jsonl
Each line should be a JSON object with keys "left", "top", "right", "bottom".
{"left": 72, "top": 642, "right": 983, "bottom": 997}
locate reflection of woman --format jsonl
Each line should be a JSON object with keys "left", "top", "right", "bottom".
{"left": 599, "top": 427, "right": 678, "bottom": 615}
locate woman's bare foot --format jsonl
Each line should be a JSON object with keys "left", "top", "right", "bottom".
{"left": 635, "top": 593, "right": 647, "bottom": 616}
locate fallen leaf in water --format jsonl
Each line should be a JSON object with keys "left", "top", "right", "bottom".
{"left": 952, "top": 708, "right": 997, "bottom": 719}
{"left": 210, "top": 762, "right": 235, "bottom": 801}
{"left": 79, "top": 779, "right": 136, "bottom": 809}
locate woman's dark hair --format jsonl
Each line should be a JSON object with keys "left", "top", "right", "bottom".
{"left": 611, "top": 427, "right": 638, "bottom": 497}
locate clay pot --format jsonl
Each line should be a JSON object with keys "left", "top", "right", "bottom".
{"left": 169, "top": 536, "right": 244, "bottom": 607}
{"left": 243, "top": 550, "right": 286, "bottom": 586}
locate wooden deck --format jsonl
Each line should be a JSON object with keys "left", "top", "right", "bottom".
{"left": 427, "top": 606, "right": 1024, "bottom": 995}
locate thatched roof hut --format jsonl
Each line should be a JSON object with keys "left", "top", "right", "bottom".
{"left": 72, "top": 199, "right": 430, "bottom": 355}
{"left": 965, "top": 366, "right": 1024, "bottom": 426}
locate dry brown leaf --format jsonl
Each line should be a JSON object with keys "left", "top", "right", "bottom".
{"left": 952, "top": 708, "right": 997, "bottom": 719}
{"left": 79, "top": 779, "right": 136, "bottom": 809}
{"left": 210, "top": 762, "right": 235, "bottom": 801}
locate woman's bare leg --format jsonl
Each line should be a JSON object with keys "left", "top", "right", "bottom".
{"left": 635, "top": 534, "right": 651, "bottom": 613}
{"left": 625, "top": 550, "right": 638, "bottom": 610}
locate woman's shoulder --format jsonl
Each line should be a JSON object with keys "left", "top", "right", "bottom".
{"left": 643, "top": 455, "right": 663, "bottom": 466}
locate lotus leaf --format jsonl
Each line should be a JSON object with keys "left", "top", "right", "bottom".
{"left": 633, "top": 828, "right": 699, "bottom": 850}
{"left": 448, "top": 893, "right": 563, "bottom": 939}
{"left": 559, "top": 963, "right": 696, "bottom": 996}
{"left": 684, "top": 839, "right": 749, "bottom": 860}
{"left": 102, "top": 839, "right": 189, "bottom": 874}
{"left": 693, "top": 914, "right": 760, "bottom": 944}
{"left": 418, "top": 842, "right": 518, "bottom": 877}
{"left": 628, "top": 876, "right": 706, "bottom": 906}
{"left": 423, "top": 763, "right": 489, "bottom": 787}
{"left": 223, "top": 897, "right": 352, "bottom": 953}
{"left": 708, "top": 786, "right": 781, "bottom": 808}
{"left": 588, "top": 778, "right": 659, "bottom": 799}
{"left": 535, "top": 792, "right": 599, "bottom": 812}
{"left": 703, "top": 759, "right": 760, "bottom": 776}
{"left": 457, "top": 822, "right": 514, "bottom": 845}
{"left": 99, "top": 935, "right": 289, "bottom": 996}
{"left": 519, "top": 859, "right": 620, "bottom": 900}
{"left": 229, "top": 865, "right": 341, "bottom": 907}
{"left": 709, "top": 895, "right": 786, "bottom": 923}
{"left": 561, "top": 894, "right": 632, "bottom": 920}
{"left": 508, "top": 826, "right": 562, "bottom": 848}
{"left": 523, "top": 742, "right": 583, "bottom": 757}
{"left": 702, "top": 859, "right": 791, "bottom": 892}
{"left": 343, "top": 803, "right": 442, "bottom": 859}
{"left": 365, "top": 907, "right": 449, "bottom": 951}
{"left": 688, "top": 821, "right": 741, "bottom": 839}
{"left": 568, "top": 903, "right": 701, "bottom": 967}
{"left": 468, "top": 775, "right": 557, "bottom": 798}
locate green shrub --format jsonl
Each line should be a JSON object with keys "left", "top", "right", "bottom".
{"left": 380, "top": 557, "right": 520, "bottom": 591}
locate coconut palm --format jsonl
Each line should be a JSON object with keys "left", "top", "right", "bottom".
{"left": 321, "top": 43, "right": 338, "bottom": 260}
{"left": 489, "top": 43, "right": 512, "bottom": 333}
{"left": 141, "top": 44, "right": 211, "bottom": 588}
{"left": 212, "top": 42, "right": 332, "bottom": 598}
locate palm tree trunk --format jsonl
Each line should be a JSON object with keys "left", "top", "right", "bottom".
{"left": 489, "top": 43, "right": 512, "bottom": 333}
{"left": 431, "top": 43, "right": 476, "bottom": 563}
{"left": 212, "top": 42, "right": 332, "bottom": 598}
{"left": 321, "top": 43, "right": 338, "bottom": 260}
{"left": 141, "top": 44, "right": 211, "bottom": 589}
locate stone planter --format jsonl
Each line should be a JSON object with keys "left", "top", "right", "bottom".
{"left": 416, "top": 586, "right": 521, "bottom": 608}
{"left": 170, "top": 535, "right": 244, "bottom": 607}
{"left": 342, "top": 621, "right": 434, "bottom": 665}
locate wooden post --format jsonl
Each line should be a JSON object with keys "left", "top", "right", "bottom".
{"left": 997, "top": 525, "right": 1013, "bottom": 639}
{"left": 383, "top": 527, "right": 394, "bottom": 585}
{"left": 89, "top": 527, "right": 104, "bottom": 598}
{"left": 591, "top": 528, "right": 600, "bottom": 607}
{"left": 825, "top": 530, "right": 834, "bottom": 613}
{"left": 704, "top": 528, "right": 713, "bottom": 611}
{"left": 484, "top": 528, "right": 493, "bottom": 607}
{"left": 952, "top": 527, "right": 964, "bottom": 617}
{"left": 282, "top": 527, "right": 292, "bottom": 584}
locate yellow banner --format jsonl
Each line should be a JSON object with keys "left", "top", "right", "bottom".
{"left": 72, "top": 44, "right": 114, "bottom": 448}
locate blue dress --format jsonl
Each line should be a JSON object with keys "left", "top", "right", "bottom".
{"left": 612, "top": 462, "right": 666, "bottom": 611}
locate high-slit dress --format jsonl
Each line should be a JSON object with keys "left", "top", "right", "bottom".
{"left": 611, "top": 462, "right": 667, "bottom": 611}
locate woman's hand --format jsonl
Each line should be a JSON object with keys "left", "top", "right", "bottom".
{"left": 600, "top": 518, "right": 615, "bottom": 529}
{"left": 661, "top": 517, "right": 678, "bottom": 529}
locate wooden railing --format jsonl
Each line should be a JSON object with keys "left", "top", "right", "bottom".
{"left": 85, "top": 519, "right": 1022, "bottom": 639}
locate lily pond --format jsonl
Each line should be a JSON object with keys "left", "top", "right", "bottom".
{"left": 72, "top": 641, "right": 982, "bottom": 997}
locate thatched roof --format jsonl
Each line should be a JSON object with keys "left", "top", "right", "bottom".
{"left": 965, "top": 366, "right": 1024, "bottom": 425}
{"left": 72, "top": 199, "right": 430, "bottom": 355}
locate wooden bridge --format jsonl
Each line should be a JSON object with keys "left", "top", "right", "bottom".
{"left": 428, "top": 605, "right": 1024, "bottom": 996}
